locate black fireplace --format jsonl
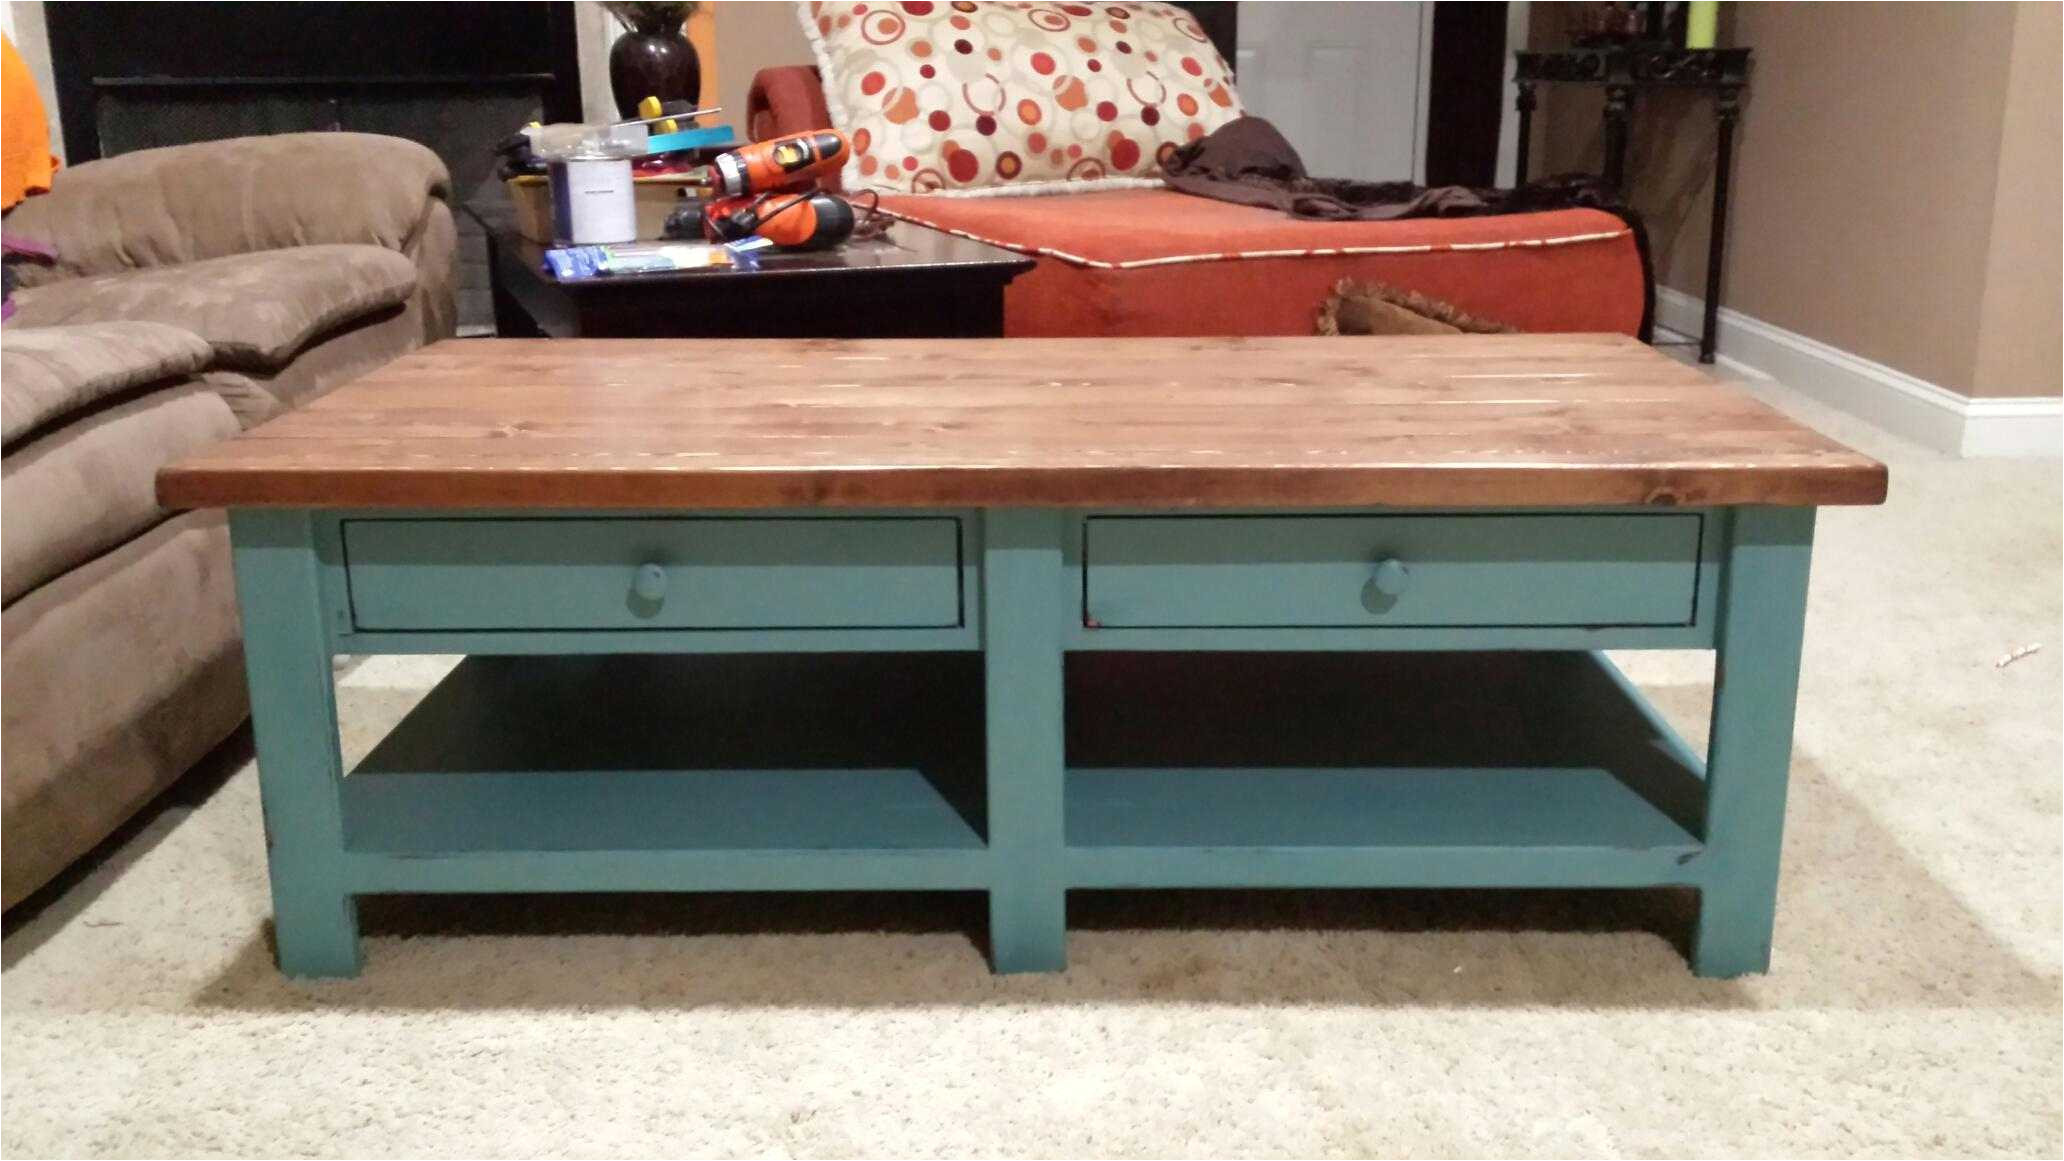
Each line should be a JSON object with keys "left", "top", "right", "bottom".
{"left": 45, "top": 1, "right": 583, "bottom": 332}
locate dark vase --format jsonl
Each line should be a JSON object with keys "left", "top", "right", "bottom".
{"left": 609, "top": 19, "right": 702, "bottom": 119}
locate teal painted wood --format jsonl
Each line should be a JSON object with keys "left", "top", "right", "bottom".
{"left": 980, "top": 509, "right": 1070, "bottom": 972}
{"left": 337, "top": 651, "right": 992, "bottom": 894}
{"left": 1693, "top": 506, "right": 1814, "bottom": 977}
{"left": 1065, "top": 623, "right": 1717, "bottom": 652}
{"left": 1068, "top": 846, "right": 1703, "bottom": 889}
{"left": 229, "top": 509, "right": 362, "bottom": 978}
{"left": 223, "top": 500, "right": 1818, "bottom": 980}
{"left": 1542, "top": 651, "right": 1711, "bottom": 840}
{"left": 1067, "top": 769, "right": 1700, "bottom": 852}
{"left": 349, "top": 770, "right": 981, "bottom": 853}
{"left": 344, "top": 850, "right": 989, "bottom": 894}
{"left": 1063, "top": 648, "right": 1705, "bottom": 888}
{"left": 344, "top": 654, "right": 985, "bottom": 859}
{"left": 335, "top": 626, "right": 980, "bottom": 655}
{"left": 1082, "top": 513, "right": 1703, "bottom": 629}
{"left": 344, "top": 516, "right": 964, "bottom": 631}
{"left": 326, "top": 650, "right": 996, "bottom": 895}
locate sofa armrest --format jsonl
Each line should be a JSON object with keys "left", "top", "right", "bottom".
{"left": 748, "top": 66, "right": 840, "bottom": 192}
{"left": 751, "top": 64, "right": 837, "bottom": 135}
{"left": 2, "top": 132, "right": 451, "bottom": 285}
{"left": 748, "top": 65, "right": 833, "bottom": 141}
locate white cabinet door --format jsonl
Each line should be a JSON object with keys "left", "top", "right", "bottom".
{"left": 1233, "top": 1, "right": 1432, "bottom": 182}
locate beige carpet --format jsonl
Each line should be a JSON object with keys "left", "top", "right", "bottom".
{"left": 4, "top": 385, "right": 2059, "bottom": 1158}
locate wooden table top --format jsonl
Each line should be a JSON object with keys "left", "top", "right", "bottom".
{"left": 157, "top": 334, "right": 1886, "bottom": 511}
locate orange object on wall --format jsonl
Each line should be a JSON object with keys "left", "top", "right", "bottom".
{"left": 2, "top": 34, "right": 61, "bottom": 209}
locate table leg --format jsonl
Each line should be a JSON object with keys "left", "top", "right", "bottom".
{"left": 1694, "top": 506, "right": 1814, "bottom": 977}
{"left": 1700, "top": 90, "right": 1742, "bottom": 364}
{"left": 1602, "top": 84, "right": 1634, "bottom": 195}
{"left": 230, "top": 510, "right": 361, "bottom": 978}
{"left": 485, "top": 231, "right": 546, "bottom": 339}
{"left": 957, "top": 284, "right": 1009, "bottom": 339}
{"left": 981, "top": 509, "right": 1068, "bottom": 972}
{"left": 1513, "top": 80, "right": 1536, "bottom": 185}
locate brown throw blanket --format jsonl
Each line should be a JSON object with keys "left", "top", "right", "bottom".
{"left": 1160, "top": 116, "right": 1619, "bottom": 221}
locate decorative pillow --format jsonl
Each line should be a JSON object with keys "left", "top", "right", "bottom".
{"left": 800, "top": 1, "right": 1244, "bottom": 197}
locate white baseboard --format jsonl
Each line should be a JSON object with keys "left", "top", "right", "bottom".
{"left": 1656, "top": 287, "right": 2063, "bottom": 458}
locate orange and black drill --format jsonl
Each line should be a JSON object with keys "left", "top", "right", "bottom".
{"left": 695, "top": 131, "right": 856, "bottom": 251}
{"left": 706, "top": 130, "right": 847, "bottom": 197}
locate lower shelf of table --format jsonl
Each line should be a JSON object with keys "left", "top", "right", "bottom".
{"left": 1066, "top": 769, "right": 1701, "bottom": 887}
{"left": 337, "top": 650, "right": 1711, "bottom": 894}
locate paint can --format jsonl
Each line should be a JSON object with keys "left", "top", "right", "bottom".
{"left": 549, "top": 155, "right": 637, "bottom": 245}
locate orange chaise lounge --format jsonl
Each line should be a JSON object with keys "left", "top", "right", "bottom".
{"left": 748, "top": 64, "right": 1652, "bottom": 339}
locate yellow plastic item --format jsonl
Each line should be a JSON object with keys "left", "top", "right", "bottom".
{"left": 637, "top": 96, "right": 679, "bottom": 136}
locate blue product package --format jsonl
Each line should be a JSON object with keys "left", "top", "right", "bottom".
{"left": 543, "top": 246, "right": 605, "bottom": 280}
{"left": 544, "top": 242, "right": 734, "bottom": 280}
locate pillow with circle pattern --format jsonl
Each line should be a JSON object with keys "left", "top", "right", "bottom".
{"left": 800, "top": 1, "right": 1244, "bottom": 197}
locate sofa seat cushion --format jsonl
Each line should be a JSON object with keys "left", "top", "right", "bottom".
{"left": 0, "top": 322, "right": 214, "bottom": 445}
{"left": 2, "top": 509, "right": 246, "bottom": 909}
{"left": 201, "top": 298, "right": 419, "bottom": 426}
{"left": 7, "top": 244, "right": 418, "bottom": 371}
{"left": 2, "top": 383, "right": 239, "bottom": 604}
{"left": 876, "top": 189, "right": 1647, "bottom": 337}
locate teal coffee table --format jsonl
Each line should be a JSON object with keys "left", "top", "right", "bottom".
{"left": 157, "top": 335, "right": 1886, "bottom": 978}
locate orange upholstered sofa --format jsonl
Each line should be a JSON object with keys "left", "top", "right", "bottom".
{"left": 749, "top": 65, "right": 1652, "bottom": 339}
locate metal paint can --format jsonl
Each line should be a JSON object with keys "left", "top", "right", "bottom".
{"left": 548, "top": 155, "right": 637, "bottom": 245}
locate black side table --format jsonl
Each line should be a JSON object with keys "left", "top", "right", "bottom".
{"left": 473, "top": 211, "right": 1036, "bottom": 339}
{"left": 1514, "top": 46, "right": 1751, "bottom": 363}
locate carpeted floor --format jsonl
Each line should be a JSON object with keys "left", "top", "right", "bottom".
{"left": 3, "top": 384, "right": 2059, "bottom": 1158}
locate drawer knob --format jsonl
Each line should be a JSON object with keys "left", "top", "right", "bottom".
{"left": 631, "top": 562, "right": 668, "bottom": 604}
{"left": 1368, "top": 557, "right": 1411, "bottom": 598}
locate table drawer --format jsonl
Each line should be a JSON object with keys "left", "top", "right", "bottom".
{"left": 344, "top": 517, "right": 963, "bottom": 631}
{"left": 1083, "top": 514, "right": 1702, "bottom": 629}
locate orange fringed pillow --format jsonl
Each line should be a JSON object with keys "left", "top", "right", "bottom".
{"left": 2, "top": 34, "right": 61, "bottom": 210}
{"left": 801, "top": 1, "right": 1243, "bottom": 197}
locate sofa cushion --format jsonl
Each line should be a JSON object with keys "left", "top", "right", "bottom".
{"left": 870, "top": 190, "right": 1647, "bottom": 338}
{"left": 2, "top": 509, "right": 246, "bottom": 909}
{"left": 873, "top": 190, "right": 1648, "bottom": 337}
{"left": 2, "top": 383, "right": 239, "bottom": 604}
{"left": 0, "top": 322, "right": 214, "bottom": 445}
{"left": 0, "top": 132, "right": 448, "bottom": 286}
{"left": 7, "top": 244, "right": 417, "bottom": 371}
{"left": 804, "top": 1, "right": 1242, "bottom": 196}
{"left": 201, "top": 300, "right": 419, "bottom": 426}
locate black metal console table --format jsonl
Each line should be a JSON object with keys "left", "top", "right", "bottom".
{"left": 1514, "top": 46, "right": 1752, "bottom": 363}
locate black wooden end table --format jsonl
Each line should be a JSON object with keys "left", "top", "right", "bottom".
{"left": 478, "top": 216, "right": 1037, "bottom": 339}
{"left": 1514, "top": 46, "right": 1752, "bottom": 364}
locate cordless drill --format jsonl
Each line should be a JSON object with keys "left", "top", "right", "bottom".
{"left": 704, "top": 131, "right": 848, "bottom": 197}
{"left": 703, "top": 190, "right": 856, "bottom": 251}
{"left": 694, "top": 131, "right": 856, "bottom": 251}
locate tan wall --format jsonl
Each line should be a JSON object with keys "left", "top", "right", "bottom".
{"left": 1973, "top": 2, "right": 2063, "bottom": 397}
{"left": 712, "top": 0, "right": 813, "bottom": 137}
{"left": 1530, "top": 1, "right": 2059, "bottom": 397}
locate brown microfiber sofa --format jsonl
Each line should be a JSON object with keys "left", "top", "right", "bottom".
{"left": 0, "top": 132, "right": 455, "bottom": 908}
